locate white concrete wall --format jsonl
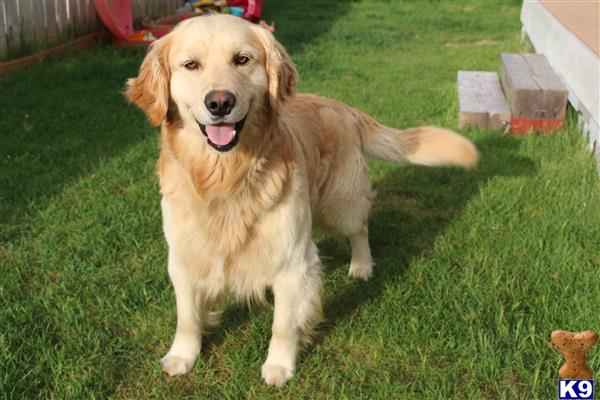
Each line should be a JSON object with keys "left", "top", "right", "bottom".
{"left": 521, "top": 0, "right": 600, "bottom": 166}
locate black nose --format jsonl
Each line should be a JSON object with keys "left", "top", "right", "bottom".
{"left": 204, "top": 90, "right": 236, "bottom": 117}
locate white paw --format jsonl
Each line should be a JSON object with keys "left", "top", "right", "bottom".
{"left": 348, "top": 260, "right": 373, "bottom": 281}
{"left": 261, "top": 363, "right": 293, "bottom": 387}
{"left": 161, "top": 353, "right": 195, "bottom": 376}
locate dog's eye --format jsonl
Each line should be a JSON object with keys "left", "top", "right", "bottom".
{"left": 183, "top": 60, "right": 199, "bottom": 70}
{"left": 234, "top": 55, "right": 251, "bottom": 66}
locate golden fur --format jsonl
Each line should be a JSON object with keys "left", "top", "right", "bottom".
{"left": 125, "top": 14, "right": 478, "bottom": 386}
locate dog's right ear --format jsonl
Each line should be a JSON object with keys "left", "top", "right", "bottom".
{"left": 125, "top": 37, "right": 171, "bottom": 126}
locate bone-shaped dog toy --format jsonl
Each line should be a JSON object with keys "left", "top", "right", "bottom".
{"left": 551, "top": 330, "right": 598, "bottom": 379}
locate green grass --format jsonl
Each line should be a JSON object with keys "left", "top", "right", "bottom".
{"left": 1, "top": 1, "right": 599, "bottom": 398}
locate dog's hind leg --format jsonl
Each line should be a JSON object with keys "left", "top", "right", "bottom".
{"left": 261, "top": 242, "right": 323, "bottom": 387}
{"left": 347, "top": 225, "right": 374, "bottom": 281}
{"left": 317, "top": 152, "right": 374, "bottom": 280}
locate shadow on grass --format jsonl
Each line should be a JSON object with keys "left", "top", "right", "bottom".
{"left": 264, "top": 0, "right": 353, "bottom": 54}
{"left": 309, "top": 133, "right": 536, "bottom": 351}
{"left": 0, "top": 46, "right": 150, "bottom": 241}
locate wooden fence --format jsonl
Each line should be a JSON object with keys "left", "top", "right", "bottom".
{"left": 0, "top": 0, "right": 183, "bottom": 60}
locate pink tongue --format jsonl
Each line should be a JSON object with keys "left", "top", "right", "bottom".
{"left": 205, "top": 123, "right": 235, "bottom": 146}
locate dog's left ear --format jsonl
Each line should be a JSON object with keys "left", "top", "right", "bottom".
{"left": 125, "top": 36, "right": 171, "bottom": 126}
{"left": 254, "top": 26, "right": 298, "bottom": 111}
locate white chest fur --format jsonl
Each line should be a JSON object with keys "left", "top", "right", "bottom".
{"left": 160, "top": 166, "right": 312, "bottom": 302}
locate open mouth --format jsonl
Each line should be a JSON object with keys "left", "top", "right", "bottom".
{"left": 198, "top": 116, "right": 247, "bottom": 152}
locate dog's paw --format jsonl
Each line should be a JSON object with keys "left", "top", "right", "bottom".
{"left": 348, "top": 260, "right": 373, "bottom": 281}
{"left": 161, "top": 354, "right": 195, "bottom": 376}
{"left": 261, "top": 363, "right": 293, "bottom": 387}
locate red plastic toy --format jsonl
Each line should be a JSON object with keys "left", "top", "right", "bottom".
{"left": 227, "top": 0, "right": 264, "bottom": 22}
{"left": 93, "top": 0, "right": 175, "bottom": 45}
{"left": 94, "top": 0, "right": 270, "bottom": 45}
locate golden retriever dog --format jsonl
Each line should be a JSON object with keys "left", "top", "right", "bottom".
{"left": 125, "top": 14, "right": 478, "bottom": 386}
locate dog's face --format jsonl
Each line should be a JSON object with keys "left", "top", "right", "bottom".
{"left": 126, "top": 15, "right": 297, "bottom": 152}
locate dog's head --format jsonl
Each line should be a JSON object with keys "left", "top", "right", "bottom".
{"left": 125, "top": 14, "right": 297, "bottom": 152}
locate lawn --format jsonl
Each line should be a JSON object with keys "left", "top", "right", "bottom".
{"left": 1, "top": 0, "right": 600, "bottom": 398}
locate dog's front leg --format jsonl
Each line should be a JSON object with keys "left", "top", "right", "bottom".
{"left": 261, "top": 243, "right": 323, "bottom": 387}
{"left": 161, "top": 251, "right": 205, "bottom": 376}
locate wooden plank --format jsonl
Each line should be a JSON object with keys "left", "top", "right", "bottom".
{"left": 84, "top": 0, "right": 98, "bottom": 31}
{"left": 458, "top": 71, "right": 511, "bottom": 130}
{"left": 155, "top": 0, "right": 163, "bottom": 19}
{"left": 0, "top": 1, "right": 6, "bottom": 58}
{"left": 31, "top": 0, "right": 48, "bottom": 45}
{"left": 67, "top": 0, "right": 80, "bottom": 35}
{"left": 522, "top": 53, "right": 568, "bottom": 93}
{"left": 76, "top": 0, "right": 85, "bottom": 33}
{"left": 500, "top": 53, "right": 537, "bottom": 116}
{"left": 55, "top": 0, "right": 69, "bottom": 39}
{"left": 522, "top": 53, "right": 569, "bottom": 120}
{"left": 45, "top": 0, "right": 59, "bottom": 45}
{"left": 154, "top": 1, "right": 161, "bottom": 19}
{"left": 74, "top": 0, "right": 83, "bottom": 35}
{"left": 152, "top": 0, "right": 159, "bottom": 19}
{"left": 17, "top": 0, "right": 33, "bottom": 49}
{"left": 501, "top": 53, "right": 537, "bottom": 91}
{"left": 501, "top": 52, "right": 568, "bottom": 120}
{"left": 150, "top": 0, "right": 159, "bottom": 19}
{"left": 143, "top": 0, "right": 149, "bottom": 18}
{"left": 77, "top": 0, "right": 90, "bottom": 34}
{"left": 3, "top": 0, "right": 20, "bottom": 53}
{"left": 132, "top": 0, "right": 143, "bottom": 22}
